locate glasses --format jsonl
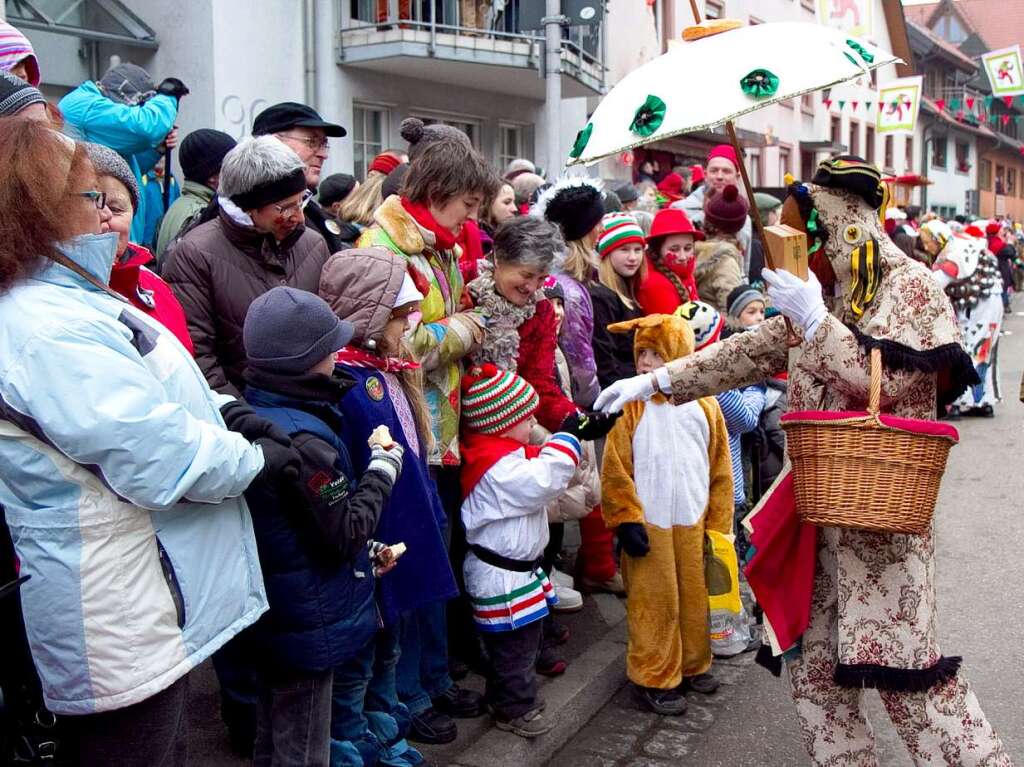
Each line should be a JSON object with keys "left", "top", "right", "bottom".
{"left": 72, "top": 191, "right": 107, "bottom": 210}
{"left": 273, "top": 191, "right": 314, "bottom": 218}
{"left": 278, "top": 133, "right": 330, "bottom": 152}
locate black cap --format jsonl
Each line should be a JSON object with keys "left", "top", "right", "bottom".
{"left": 252, "top": 102, "right": 346, "bottom": 138}
{"left": 318, "top": 173, "right": 358, "bottom": 206}
{"left": 180, "top": 129, "right": 237, "bottom": 184}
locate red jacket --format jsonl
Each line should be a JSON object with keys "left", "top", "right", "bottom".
{"left": 516, "top": 298, "right": 578, "bottom": 432}
{"left": 109, "top": 245, "right": 195, "bottom": 355}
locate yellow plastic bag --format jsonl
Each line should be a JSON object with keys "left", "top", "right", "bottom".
{"left": 706, "top": 530, "right": 741, "bottom": 614}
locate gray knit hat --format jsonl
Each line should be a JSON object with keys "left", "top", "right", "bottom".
{"left": 98, "top": 63, "right": 156, "bottom": 106}
{"left": 83, "top": 143, "right": 139, "bottom": 211}
{"left": 0, "top": 70, "right": 44, "bottom": 117}
{"left": 244, "top": 286, "right": 355, "bottom": 374}
{"left": 400, "top": 117, "right": 471, "bottom": 162}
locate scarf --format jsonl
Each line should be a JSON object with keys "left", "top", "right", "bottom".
{"left": 466, "top": 261, "right": 541, "bottom": 371}
{"left": 460, "top": 431, "right": 542, "bottom": 500}
{"left": 401, "top": 197, "right": 458, "bottom": 251}
{"left": 335, "top": 345, "right": 420, "bottom": 373}
{"left": 652, "top": 250, "right": 698, "bottom": 304}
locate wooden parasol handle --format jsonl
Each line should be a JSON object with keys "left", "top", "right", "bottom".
{"left": 868, "top": 347, "right": 882, "bottom": 417}
{"left": 688, "top": 0, "right": 702, "bottom": 23}
{"left": 724, "top": 121, "right": 802, "bottom": 347}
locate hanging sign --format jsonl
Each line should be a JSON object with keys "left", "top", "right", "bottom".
{"left": 876, "top": 76, "right": 923, "bottom": 135}
{"left": 982, "top": 46, "right": 1024, "bottom": 98}
{"left": 815, "top": 0, "right": 873, "bottom": 39}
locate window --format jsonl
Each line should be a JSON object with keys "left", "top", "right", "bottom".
{"left": 779, "top": 145, "right": 792, "bottom": 182}
{"left": 705, "top": 0, "right": 724, "bottom": 19}
{"left": 498, "top": 124, "right": 526, "bottom": 171}
{"left": 865, "top": 126, "right": 876, "bottom": 165}
{"left": 980, "top": 158, "right": 992, "bottom": 190}
{"left": 884, "top": 135, "right": 894, "bottom": 170}
{"left": 800, "top": 150, "right": 815, "bottom": 181}
{"left": 995, "top": 164, "right": 1005, "bottom": 195}
{"left": 352, "top": 104, "right": 388, "bottom": 181}
{"left": 831, "top": 116, "right": 841, "bottom": 146}
{"left": 955, "top": 141, "right": 970, "bottom": 174}
{"left": 904, "top": 137, "right": 914, "bottom": 174}
{"left": 1008, "top": 168, "right": 1018, "bottom": 197}
{"left": 848, "top": 122, "right": 859, "bottom": 157}
{"left": 801, "top": 92, "right": 815, "bottom": 114}
{"left": 746, "top": 150, "right": 762, "bottom": 186}
{"left": 931, "top": 136, "right": 947, "bottom": 169}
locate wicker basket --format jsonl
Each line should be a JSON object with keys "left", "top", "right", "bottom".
{"left": 780, "top": 348, "right": 958, "bottom": 534}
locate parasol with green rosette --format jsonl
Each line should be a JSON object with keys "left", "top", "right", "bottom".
{"left": 566, "top": 21, "right": 900, "bottom": 168}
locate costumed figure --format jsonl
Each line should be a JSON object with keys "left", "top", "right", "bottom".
{"left": 596, "top": 156, "right": 1011, "bottom": 767}
{"left": 925, "top": 221, "right": 1003, "bottom": 417}
{"left": 601, "top": 314, "right": 733, "bottom": 716}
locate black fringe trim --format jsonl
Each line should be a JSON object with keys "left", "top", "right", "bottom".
{"left": 834, "top": 655, "right": 962, "bottom": 692}
{"left": 755, "top": 644, "right": 783, "bottom": 677}
{"left": 848, "top": 325, "right": 980, "bottom": 409}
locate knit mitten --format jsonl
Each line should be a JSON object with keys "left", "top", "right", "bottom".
{"left": 617, "top": 522, "right": 650, "bottom": 558}
{"left": 368, "top": 443, "right": 404, "bottom": 486}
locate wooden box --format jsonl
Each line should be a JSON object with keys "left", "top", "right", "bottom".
{"left": 763, "top": 224, "right": 808, "bottom": 280}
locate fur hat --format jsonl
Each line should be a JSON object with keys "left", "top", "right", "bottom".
{"left": 461, "top": 364, "right": 539, "bottom": 435}
{"left": 531, "top": 177, "right": 605, "bottom": 242}
{"left": 704, "top": 185, "right": 749, "bottom": 234}
{"left": 674, "top": 301, "right": 724, "bottom": 350}
{"left": 401, "top": 117, "right": 471, "bottom": 162}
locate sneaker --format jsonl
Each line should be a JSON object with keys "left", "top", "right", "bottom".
{"left": 432, "top": 683, "right": 484, "bottom": 719}
{"left": 551, "top": 583, "right": 583, "bottom": 612}
{"left": 407, "top": 708, "right": 457, "bottom": 745}
{"left": 536, "top": 646, "right": 568, "bottom": 676}
{"left": 549, "top": 568, "right": 574, "bottom": 589}
{"left": 494, "top": 707, "right": 554, "bottom": 738}
{"left": 682, "top": 672, "right": 720, "bottom": 695}
{"left": 579, "top": 571, "right": 626, "bottom": 596}
{"left": 635, "top": 684, "right": 687, "bottom": 716}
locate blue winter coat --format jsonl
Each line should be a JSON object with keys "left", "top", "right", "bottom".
{"left": 244, "top": 375, "right": 387, "bottom": 672}
{"left": 59, "top": 81, "right": 177, "bottom": 245}
{"left": 335, "top": 365, "right": 457, "bottom": 626}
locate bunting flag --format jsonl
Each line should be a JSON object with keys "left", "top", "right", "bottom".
{"left": 1004, "top": 95, "right": 1015, "bottom": 108}
{"left": 824, "top": 98, "right": 833, "bottom": 109}
{"left": 985, "top": 95, "right": 995, "bottom": 108}
{"left": 967, "top": 96, "right": 975, "bottom": 109}
{"left": 1001, "top": 114, "right": 1010, "bottom": 126}
{"left": 878, "top": 100, "right": 885, "bottom": 111}
{"left": 851, "top": 100, "right": 859, "bottom": 110}
{"left": 838, "top": 100, "right": 846, "bottom": 110}
{"left": 956, "top": 110, "right": 964, "bottom": 122}
{"left": 950, "top": 98, "right": 962, "bottom": 111}
{"left": 935, "top": 98, "right": 946, "bottom": 111}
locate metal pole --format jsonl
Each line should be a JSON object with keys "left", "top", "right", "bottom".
{"left": 543, "top": 0, "right": 562, "bottom": 180}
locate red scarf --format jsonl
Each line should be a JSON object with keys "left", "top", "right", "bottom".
{"left": 401, "top": 197, "right": 459, "bottom": 251}
{"left": 335, "top": 346, "right": 420, "bottom": 373}
{"left": 988, "top": 235, "right": 1006, "bottom": 255}
{"left": 460, "top": 432, "right": 542, "bottom": 500}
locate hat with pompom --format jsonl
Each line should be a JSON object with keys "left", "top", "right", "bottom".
{"left": 703, "top": 184, "right": 749, "bottom": 234}
{"left": 674, "top": 300, "right": 724, "bottom": 351}
{"left": 401, "top": 117, "right": 471, "bottom": 162}
{"left": 461, "top": 363, "right": 539, "bottom": 435}
{"left": 531, "top": 177, "right": 605, "bottom": 242}
{"left": 598, "top": 212, "right": 645, "bottom": 258}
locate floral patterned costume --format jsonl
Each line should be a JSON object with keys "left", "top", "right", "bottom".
{"left": 662, "top": 182, "right": 1011, "bottom": 766}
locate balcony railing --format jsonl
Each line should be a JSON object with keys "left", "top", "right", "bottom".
{"left": 339, "top": 0, "right": 605, "bottom": 97}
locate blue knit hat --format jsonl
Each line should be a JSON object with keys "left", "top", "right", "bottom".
{"left": 244, "top": 287, "right": 354, "bottom": 373}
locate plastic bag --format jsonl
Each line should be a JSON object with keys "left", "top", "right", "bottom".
{"left": 706, "top": 530, "right": 752, "bottom": 657}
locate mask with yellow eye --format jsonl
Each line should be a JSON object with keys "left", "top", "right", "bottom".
{"left": 842, "top": 223, "right": 881, "bottom": 318}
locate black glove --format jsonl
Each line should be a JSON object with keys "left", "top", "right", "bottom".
{"left": 156, "top": 77, "right": 190, "bottom": 100}
{"left": 256, "top": 437, "right": 301, "bottom": 482}
{"left": 559, "top": 410, "right": 622, "bottom": 442}
{"left": 617, "top": 522, "right": 650, "bottom": 558}
{"left": 220, "top": 400, "right": 292, "bottom": 446}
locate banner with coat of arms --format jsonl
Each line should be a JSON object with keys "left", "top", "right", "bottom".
{"left": 815, "top": 0, "right": 873, "bottom": 39}
{"left": 876, "top": 76, "right": 923, "bottom": 135}
{"left": 982, "top": 46, "right": 1024, "bottom": 98}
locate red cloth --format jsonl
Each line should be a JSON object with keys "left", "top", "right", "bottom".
{"left": 400, "top": 197, "right": 458, "bottom": 250}
{"left": 987, "top": 235, "right": 1006, "bottom": 255}
{"left": 369, "top": 153, "right": 402, "bottom": 176}
{"left": 335, "top": 345, "right": 419, "bottom": 372}
{"left": 656, "top": 173, "right": 685, "bottom": 202}
{"left": 516, "top": 299, "right": 578, "bottom": 432}
{"left": 636, "top": 255, "right": 697, "bottom": 315}
{"left": 742, "top": 469, "right": 816, "bottom": 652}
{"left": 457, "top": 219, "right": 485, "bottom": 284}
{"left": 781, "top": 410, "right": 959, "bottom": 440}
{"left": 460, "top": 432, "right": 541, "bottom": 500}
{"left": 579, "top": 505, "right": 617, "bottom": 581}
{"left": 109, "top": 245, "right": 195, "bottom": 355}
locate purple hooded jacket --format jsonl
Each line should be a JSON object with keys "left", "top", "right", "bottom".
{"left": 554, "top": 272, "right": 599, "bottom": 408}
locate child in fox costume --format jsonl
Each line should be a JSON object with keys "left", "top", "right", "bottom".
{"left": 600, "top": 313, "right": 734, "bottom": 716}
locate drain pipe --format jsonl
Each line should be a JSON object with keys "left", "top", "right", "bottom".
{"left": 303, "top": 0, "right": 318, "bottom": 107}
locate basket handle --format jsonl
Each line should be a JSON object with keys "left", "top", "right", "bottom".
{"left": 868, "top": 347, "right": 882, "bottom": 417}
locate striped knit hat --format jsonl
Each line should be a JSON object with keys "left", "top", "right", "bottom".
{"left": 0, "top": 70, "right": 44, "bottom": 117}
{"left": 597, "top": 212, "right": 645, "bottom": 259}
{"left": 461, "top": 363, "right": 539, "bottom": 435}
{"left": 0, "top": 22, "right": 39, "bottom": 86}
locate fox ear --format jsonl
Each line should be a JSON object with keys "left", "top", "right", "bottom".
{"left": 607, "top": 317, "right": 647, "bottom": 334}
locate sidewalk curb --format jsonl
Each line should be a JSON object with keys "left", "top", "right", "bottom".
{"left": 449, "top": 603, "right": 628, "bottom": 767}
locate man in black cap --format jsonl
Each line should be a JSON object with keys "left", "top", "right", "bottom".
{"left": 156, "top": 128, "right": 237, "bottom": 259}
{"left": 615, "top": 181, "right": 640, "bottom": 212}
{"left": 253, "top": 102, "right": 351, "bottom": 253}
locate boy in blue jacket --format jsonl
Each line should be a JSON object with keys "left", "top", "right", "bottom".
{"left": 241, "top": 286, "right": 404, "bottom": 767}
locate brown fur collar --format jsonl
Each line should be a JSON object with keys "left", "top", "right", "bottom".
{"left": 372, "top": 195, "right": 426, "bottom": 255}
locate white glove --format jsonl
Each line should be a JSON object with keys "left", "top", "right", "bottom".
{"left": 763, "top": 268, "right": 828, "bottom": 341}
{"left": 595, "top": 369, "right": 669, "bottom": 413}
{"left": 931, "top": 269, "right": 953, "bottom": 290}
